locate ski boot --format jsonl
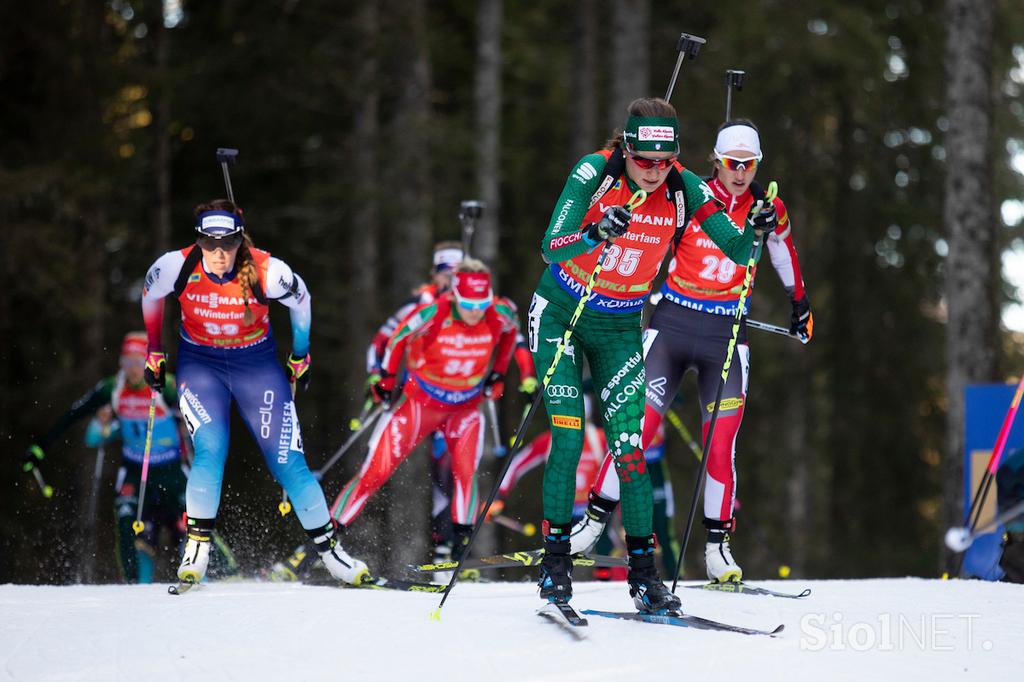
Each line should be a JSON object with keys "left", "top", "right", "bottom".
{"left": 309, "top": 522, "right": 369, "bottom": 585}
{"left": 627, "top": 535, "right": 681, "bottom": 614}
{"left": 268, "top": 543, "right": 317, "bottom": 582}
{"left": 538, "top": 524, "right": 573, "bottom": 603}
{"left": 177, "top": 517, "right": 215, "bottom": 584}
{"left": 569, "top": 492, "right": 618, "bottom": 555}
{"left": 704, "top": 517, "right": 742, "bottom": 583}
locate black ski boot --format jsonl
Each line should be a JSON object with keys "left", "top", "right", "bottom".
{"left": 627, "top": 535, "right": 681, "bottom": 614}
{"left": 538, "top": 525, "right": 573, "bottom": 604}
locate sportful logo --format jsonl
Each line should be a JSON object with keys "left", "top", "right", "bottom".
{"left": 648, "top": 376, "right": 667, "bottom": 396}
{"left": 573, "top": 162, "right": 598, "bottom": 184}
{"left": 144, "top": 267, "right": 160, "bottom": 294}
{"left": 546, "top": 384, "right": 580, "bottom": 398}
{"left": 699, "top": 182, "right": 716, "bottom": 205}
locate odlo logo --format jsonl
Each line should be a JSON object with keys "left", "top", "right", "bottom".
{"left": 260, "top": 390, "right": 275, "bottom": 438}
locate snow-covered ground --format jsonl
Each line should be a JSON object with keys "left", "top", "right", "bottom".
{"left": 1, "top": 578, "right": 1021, "bottom": 681}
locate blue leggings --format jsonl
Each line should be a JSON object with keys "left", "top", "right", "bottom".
{"left": 177, "top": 338, "right": 330, "bottom": 531}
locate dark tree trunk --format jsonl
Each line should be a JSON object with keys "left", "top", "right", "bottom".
{"left": 381, "top": 0, "right": 433, "bottom": 574}
{"left": 943, "top": 0, "right": 997, "bottom": 570}
{"left": 473, "top": 0, "right": 502, "bottom": 270}
{"left": 570, "top": 0, "right": 597, "bottom": 160}
{"left": 608, "top": 0, "right": 650, "bottom": 129}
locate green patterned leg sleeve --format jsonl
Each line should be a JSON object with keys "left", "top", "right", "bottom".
{"left": 529, "top": 289, "right": 586, "bottom": 526}
{"left": 582, "top": 313, "right": 652, "bottom": 537}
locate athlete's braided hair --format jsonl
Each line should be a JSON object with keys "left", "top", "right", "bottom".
{"left": 604, "top": 97, "right": 677, "bottom": 151}
{"left": 193, "top": 199, "right": 258, "bottom": 325}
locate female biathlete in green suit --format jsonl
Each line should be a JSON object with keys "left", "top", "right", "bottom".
{"left": 529, "top": 97, "right": 777, "bottom": 612}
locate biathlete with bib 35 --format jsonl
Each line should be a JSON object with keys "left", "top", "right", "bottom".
{"left": 529, "top": 96, "right": 774, "bottom": 613}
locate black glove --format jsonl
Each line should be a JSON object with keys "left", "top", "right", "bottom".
{"left": 145, "top": 351, "right": 166, "bottom": 391}
{"left": 747, "top": 201, "right": 778, "bottom": 234}
{"left": 790, "top": 295, "right": 813, "bottom": 343}
{"left": 585, "top": 205, "right": 631, "bottom": 243}
{"left": 23, "top": 444, "right": 44, "bottom": 473}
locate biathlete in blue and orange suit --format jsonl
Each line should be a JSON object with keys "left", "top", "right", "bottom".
{"left": 141, "top": 198, "right": 368, "bottom": 586}
{"left": 330, "top": 259, "right": 518, "bottom": 561}
{"left": 530, "top": 97, "right": 776, "bottom": 613}
{"left": 572, "top": 119, "right": 809, "bottom": 583}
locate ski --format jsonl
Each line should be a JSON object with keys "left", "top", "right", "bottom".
{"left": 412, "top": 550, "right": 626, "bottom": 573}
{"left": 581, "top": 609, "right": 784, "bottom": 637}
{"left": 537, "top": 602, "right": 588, "bottom": 640}
{"left": 304, "top": 574, "right": 447, "bottom": 593}
{"left": 167, "top": 580, "right": 198, "bottom": 596}
{"left": 354, "top": 575, "right": 447, "bottom": 593}
{"left": 687, "top": 581, "right": 811, "bottom": 599}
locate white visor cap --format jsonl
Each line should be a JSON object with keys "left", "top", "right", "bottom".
{"left": 714, "top": 124, "right": 762, "bottom": 159}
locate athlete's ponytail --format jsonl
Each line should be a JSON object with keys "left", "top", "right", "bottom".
{"left": 236, "top": 233, "right": 258, "bottom": 325}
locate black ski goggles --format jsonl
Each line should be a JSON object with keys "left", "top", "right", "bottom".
{"left": 197, "top": 232, "right": 244, "bottom": 251}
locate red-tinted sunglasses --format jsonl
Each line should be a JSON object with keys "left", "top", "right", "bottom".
{"left": 716, "top": 154, "right": 761, "bottom": 172}
{"left": 628, "top": 153, "right": 677, "bottom": 170}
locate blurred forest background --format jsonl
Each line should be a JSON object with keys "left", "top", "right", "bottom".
{"left": 2, "top": 0, "right": 1023, "bottom": 584}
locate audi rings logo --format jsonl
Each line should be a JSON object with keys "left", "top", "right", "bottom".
{"left": 547, "top": 384, "right": 580, "bottom": 398}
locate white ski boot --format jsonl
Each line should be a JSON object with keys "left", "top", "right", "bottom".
{"left": 309, "top": 522, "right": 369, "bottom": 585}
{"left": 569, "top": 492, "right": 618, "bottom": 555}
{"left": 320, "top": 542, "right": 369, "bottom": 585}
{"left": 178, "top": 534, "right": 211, "bottom": 584}
{"left": 704, "top": 518, "right": 742, "bottom": 583}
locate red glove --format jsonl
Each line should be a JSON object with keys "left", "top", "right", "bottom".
{"left": 483, "top": 371, "right": 505, "bottom": 400}
{"left": 371, "top": 372, "right": 397, "bottom": 405}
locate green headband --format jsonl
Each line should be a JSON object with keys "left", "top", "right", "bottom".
{"left": 623, "top": 115, "right": 679, "bottom": 154}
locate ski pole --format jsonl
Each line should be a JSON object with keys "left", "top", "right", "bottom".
{"left": 954, "top": 375, "right": 1024, "bottom": 574}
{"left": 216, "top": 147, "right": 239, "bottom": 203}
{"left": 31, "top": 467, "right": 54, "bottom": 498}
{"left": 84, "top": 442, "right": 106, "bottom": 581}
{"left": 664, "top": 33, "right": 706, "bottom": 102}
{"left": 665, "top": 408, "right": 703, "bottom": 461}
{"left": 133, "top": 391, "right": 158, "bottom": 535}
{"left": 745, "top": 318, "right": 802, "bottom": 339}
{"left": 946, "top": 499, "right": 1024, "bottom": 552}
{"left": 491, "top": 514, "right": 538, "bottom": 537}
{"left": 316, "top": 405, "right": 386, "bottom": 478}
{"left": 278, "top": 380, "right": 300, "bottom": 516}
{"left": 671, "top": 181, "right": 776, "bottom": 592}
{"left": 486, "top": 399, "right": 506, "bottom": 458}
{"left": 432, "top": 189, "right": 649, "bottom": 619}
{"left": 349, "top": 395, "right": 374, "bottom": 431}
